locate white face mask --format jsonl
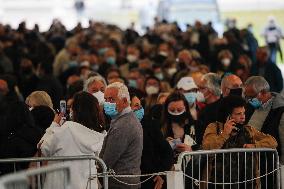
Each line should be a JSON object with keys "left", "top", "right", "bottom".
{"left": 188, "top": 65, "right": 199, "bottom": 72}
{"left": 93, "top": 91, "right": 105, "bottom": 105}
{"left": 196, "top": 91, "right": 205, "bottom": 103}
{"left": 221, "top": 58, "right": 231, "bottom": 67}
{"left": 127, "top": 54, "right": 138, "bottom": 63}
{"left": 168, "top": 109, "right": 185, "bottom": 116}
{"left": 167, "top": 68, "right": 177, "bottom": 76}
{"left": 155, "top": 73, "right": 164, "bottom": 80}
{"left": 146, "top": 86, "right": 159, "bottom": 95}
{"left": 159, "top": 51, "right": 168, "bottom": 57}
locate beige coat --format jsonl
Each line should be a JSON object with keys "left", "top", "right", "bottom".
{"left": 200, "top": 122, "right": 278, "bottom": 189}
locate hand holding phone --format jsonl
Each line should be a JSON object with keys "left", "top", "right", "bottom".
{"left": 175, "top": 143, "right": 192, "bottom": 152}
{"left": 224, "top": 115, "right": 236, "bottom": 135}
{"left": 169, "top": 138, "right": 182, "bottom": 150}
{"left": 54, "top": 111, "right": 63, "bottom": 124}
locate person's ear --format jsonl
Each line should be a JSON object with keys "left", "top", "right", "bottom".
{"left": 258, "top": 90, "right": 264, "bottom": 98}
{"left": 224, "top": 87, "right": 229, "bottom": 96}
{"left": 122, "top": 97, "right": 128, "bottom": 105}
{"left": 259, "top": 90, "right": 268, "bottom": 101}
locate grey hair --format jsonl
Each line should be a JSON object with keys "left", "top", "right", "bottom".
{"left": 84, "top": 76, "right": 107, "bottom": 92}
{"left": 202, "top": 73, "right": 221, "bottom": 96}
{"left": 245, "top": 76, "right": 270, "bottom": 93}
{"left": 106, "top": 82, "right": 130, "bottom": 104}
{"left": 65, "top": 38, "right": 77, "bottom": 48}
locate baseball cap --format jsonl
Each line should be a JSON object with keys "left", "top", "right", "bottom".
{"left": 177, "top": 77, "right": 197, "bottom": 91}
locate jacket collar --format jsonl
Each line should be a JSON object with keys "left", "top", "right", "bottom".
{"left": 111, "top": 106, "right": 132, "bottom": 123}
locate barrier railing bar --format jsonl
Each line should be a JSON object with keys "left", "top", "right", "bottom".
{"left": 177, "top": 148, "right": 277, "bottom": 166}
{"left": 0, "top": 164, "right": 70, "bottom": 187}
{"left": 0, "top": 155, "right": 108, "bottom": 189}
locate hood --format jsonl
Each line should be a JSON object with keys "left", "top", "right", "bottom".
{"left": 272, "top": 92, "right": 284, "bottom": 109}
{"left": 62, "top": 121, "right": 106, "bottom": 154}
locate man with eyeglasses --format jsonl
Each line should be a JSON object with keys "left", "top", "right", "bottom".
{"left": 197, "top": 73, "right": 222, "bottom": 144}
{"left": 244, "top": 76, "right": 284, "bottom": 163}
{"left": 100, "top": 82, "right": 143, "bottom": 189}
{"left": 244, "top": 75, "right": 283, "bottom": 189}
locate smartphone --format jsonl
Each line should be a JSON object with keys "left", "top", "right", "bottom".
{"left": 60, "top": 100, "right": 67, "bottom": 116}
{"left": 227, "top": 115, "right": 231, "bottom": 121}
{"left": 227, "top": 115, "right": 242, "bottom": 132}
{"left": 169, "top": 138, "right": 182, "bottom": 149}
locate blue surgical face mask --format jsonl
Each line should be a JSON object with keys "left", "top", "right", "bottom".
{"left": 184, "top": 92, "right": 197, "bottom": 105}
{"left": 106, "top": 57, "right": 116, "bottom": 65}
{"left": 104, "top": 102, "right": 118, "bottom": 118}
{"left": 68, "top": 61, "right": 78, "bottom": 68}
{"left": 249, "top": 98, "right": 262, "bottom": 109}
{"left": 98, "top": 48, "right": 108, "bottom": 55}
{"left": 128, "top": 79, "right": 138, "bottom": 89}
{"left": 155, "top": 73, "right": 164, "bottom": 80}
{"left": 134, "top": 107, "right": 144, "bottom": 122}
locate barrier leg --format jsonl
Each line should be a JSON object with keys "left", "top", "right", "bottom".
{"left": 281, "top": 165, "right": 284, "bottom": 189}
{"left": 167, "top": 171, "right": 184, "bottom": 189}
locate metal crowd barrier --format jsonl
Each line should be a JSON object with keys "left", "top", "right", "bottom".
{"left": 0, "top": 164, "right": 70, "bottom": 189}
{"left": 0, "top": 155, "right": 108, "bottom": 189}
{"left": 176, "top": 148, "right": 280, "bottom": 189}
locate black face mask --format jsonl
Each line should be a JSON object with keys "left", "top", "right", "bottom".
{"left": 156, "top": 54, "right": 167, "bottom": 65}
{"left": 21, "top": 67, "right": 33, "bottom": 75}
{"left": 178, "top": 62, "right": 187, "bottom": 70}
{"left": 229, "top": 88, "right": 243, "bottom": 96}
{"left": 168, "top": 112, "right": 188, "bottom": 124}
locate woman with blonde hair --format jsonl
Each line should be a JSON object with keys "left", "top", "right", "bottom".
{"left": 26, "top": 91, "right": 53, "bottom": 110}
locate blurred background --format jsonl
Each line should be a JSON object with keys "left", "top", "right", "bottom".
{"left": 0, "top": 0, "right": 283, "bottom": 63}
{"left": 0, "top": 0, "right": 283, "bottom": 67}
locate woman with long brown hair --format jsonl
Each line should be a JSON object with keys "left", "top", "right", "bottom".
{"left": 161, "top": 91, "right": 200, "bottom": 161}
{"left": 40, "top": 91, "right": 106, "bottom": 189}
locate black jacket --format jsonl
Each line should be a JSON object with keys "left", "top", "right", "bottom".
{"left": 0, "top": 100, "right": 43, "bottom": 175}
{"left": 251, "top": 62, "right": 283, "bottom": 93}
{"left": 0, "top": 124, "right": 43, "bottom": 175}
{"left": 140, "top": 116, "right": 173, "bottom": 189}
{"left": 197, "top": 99, "right": 221, "bottom": 144}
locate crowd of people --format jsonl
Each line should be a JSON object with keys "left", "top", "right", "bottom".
{"left": 0, "top": 17, "right": 283, "bottom": 189}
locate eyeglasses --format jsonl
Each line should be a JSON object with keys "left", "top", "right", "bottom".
{"left": 199, "top": 86, "right": 208, "bottom": 92}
